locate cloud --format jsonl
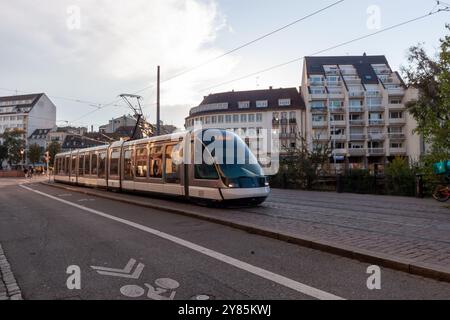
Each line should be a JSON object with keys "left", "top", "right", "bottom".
{"left": 0, "top": 0, "right": 237, "bottom": 127}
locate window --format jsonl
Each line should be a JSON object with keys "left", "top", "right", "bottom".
{"left": 389, "top": 98, "right": 402, "bottom": 104}
{"left": 98, "top": 152, "right": 107, "bottom": 178}
{"left": 165, "top": 145, "right": 181, "bottom": 183}
{"left": 194, "top": 143, "right": 219, "bottom": 180}
{"left": 218, "top": 115, "right": 224, "bottom": 123}
{"left": 71, "top": 156, "right": 77, "bottom": 175}
{"left": 238, "top": 101, "right": 250, "bottom": 109}
{"left": 123, "top": 149, "right": 133, "bottom": 180}
{"left": 240, "top": 114, "right": 247, "bottom": 123}
{"left": 233, "top": 114, "right": 239, "bottom": 123}
{"left": 289, "top": 112, "right": 296, "bottom": 120}
{"left": 279, "top": 99, "right": 291, "bottom": 106}
{"left": 109, "top": 149, "right": 120, "bottom": 177}
{"left": 330, "top": 100, "right": 344, "bottom": 108}
{"left": 391, "top": 142, "right": 403, "bottom": 148}
{"left": 135, "top": 146, "right": 148, "bottom": 178}
{"left": 211, "top": 116, "right": 217, "bottom": 124}
{"left": 84, "top": 153, "right": 90, "bottom": 175}
{"left": 310, "top": 87, "right": 326, "bottom": 94}
{"left": 311, "top": 101, "right": 326, "bottom": 109}
{"left": 256, "top": 113, "right": 263, "bottom": 122}
{"left": 331, "top": 127, "right": 345, "bottom": 135}
{"left": 79, "top": 154, "right": 85, "bottom": 176}
{"left": 248, "top": 114, "right": 255, "bottom": 123}
{"left": 330, "top": 114, "right": 344, "bottom": 121}
{"left": 312, "top": 114, "right": 325, "bottom": 122}
{"left": 91, "top": 153, "right": 98, "bottom": 175}
{"left": 149, "top": 146, "right": 163, "bottom": 179}
{"left": 256, "top": 100, "right": 268, "bottom": 108}
{"left": 205, "top": 116, "right": 211, "bottom": 124}
{"left": 281, "top": 112, "right": 287, "bottom": 120}
{"left": 389, "top": 111, "right": 403, "bottom": 119}
{"left": 225, "top": 115, "right": 232, "bottom": 123}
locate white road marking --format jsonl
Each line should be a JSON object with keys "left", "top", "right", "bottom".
{"left": 20, "top": 185, "right": 344, "bottom": 300}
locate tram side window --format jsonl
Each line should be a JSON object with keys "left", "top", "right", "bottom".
{"left": 123, "top": 149, "right": 133, "bottom": 180}
{"left": 55, "top": 158, "right": 59, "bottom": 174}
{"left": 135, "top": 146, "right": 148, "bottom": 178}
{"left": 84, "top": 153, "right": 90, "bottom": 175}
{"left": 164, "top": 145, "right": 180, "bottom": 183}
{"left": 110, "top": 149, "right": 120, "bottom": 177}
{"left": 194, "top": 144, "right": 219, "bottom": 180}
{"left": 91, "top": 153, "right": 98, "bottom": 176}
{"left": 79, "top": 154, "right": 84, "bottom": 176}
{"left": 98, "top": 152, "right": 107, "bottom": 178}
{"left": 65, "top": 157, "right": 70, "bottom": 175}
{"left": 149, "top": 146, "right": 163, "bottom": 179}
{"left": 71, "top": 156, "right": 77, "bottom": 175}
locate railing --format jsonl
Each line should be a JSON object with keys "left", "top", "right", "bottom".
{"left": 386, "top": 87, "right": 405, "bottom": 96}
{"left": 368, "top": 133, "right": 386, "bottom": 140}
{"left": 389, "top": 118, "right": 406, "bottom": 124}
{"left": 366, "top": 91, "right": 382, "bottom": 97}
{"left": 330, "top": 134, "right": 347, "bottom": 141}
{"left": 310, "top": 106, "right": 328, "bottom": 113}
{"left": 313, "top": 135, "right": 330, "bottom": 141}
{"left": 349, "top": 120, "right": 366, "bottom": 126}
{"left": 349, "top": 148, "right": 367, "bottom": 156}
{"left": 330, "top": 120, "right": 346, "bottom": 127}
{"left": 368, "top": 148, "right": 385, "bottom": 155}
{"left": 388, "top": 133, "right": 406, "bottom": 139}
{"left": 349, "top": 134, "right": 366, "bottom": 140}
{"left": 367, "top": 105, "right": 385, "bottom": 112}
{"left": 368, "top": 120, "right": 385, "bottom": 126}
{"left": 390, "top": 147, "right": 407, "bottom": 155}
{"left": 349, "top": 106, "right": 364, "bottom": 113}
{"left": 312, "top": 121, "right": 328, "bottom": 128}
{"left": 329, "top": 107, "right": 345, "bottom": 113}
{"left": 388, "top": 103, "right": 406, "bottom": 109}
{"left": 348, "top": 91, "right": 365, "bottom": 97}
{"left": 332, "top": 149, "right": 348, "bottom": 156}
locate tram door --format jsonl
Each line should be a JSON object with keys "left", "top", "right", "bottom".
{"left": 163, "top": 144, "right": 183, "bottom": 195}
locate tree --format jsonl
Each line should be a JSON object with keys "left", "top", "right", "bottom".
{"left": 28, "top": 143, "right": 42, "bottom": 166}
{"left": 401, "top": 24, "right": 450, "bottom": 155}
{"left": 46, "top": 141, "right": 61, "bottom": 167}
{"left": 1, "top": 129, "right": 26, "bottom": 166}
{"left": 273, "top": 135, "right": 331, "bottom": 190}
{"left": 0, "top": 144, "right": 7, "bottom": 169}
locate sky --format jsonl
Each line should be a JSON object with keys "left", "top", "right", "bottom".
{"left": 0, "top": 0, "right": 448, "bottom": 130}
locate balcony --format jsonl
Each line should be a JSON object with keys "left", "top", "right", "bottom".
{"left": 386, "top": 86, "right": 405, "bottom": 96}
{"left": 388, "top": 133, "right": 406, "bottom": 140}
{"left": 330, "top": 134, "right": 347, "bottom": 141}
{"left": 312, "top": 121, "right": 328, "bottom": 128}
{"left": 348, "top": 91, "right": 365, "bottom": 98}
{"left": 328, "top": 90, "right": 345, "bottom": 99}
{"left": 389, "top": 118, "right": 406, "bottom": 124}
{"left": 329, "top": 107, "right": 345, "bottom": 113}
{"left": 349, "top": 106, "right": 365, "bottom": 113}
{"left": 344, "top": 78, "right": 362, "bottom": 85}
{"left": 310, "top": 92, "right": 328, "bottom": 100}
{"left": 368, "top": 119, "right": 385, "bottom": 126}
{"left": 326, "top": 80, "right": 342, "bottom": 87}
{"left": 366, "top": 91, "right": 382, "bottom": 98}
{"left": 368, "top": 148, "right": 386, "bottom": 156}
{"left": 349, "top": 148, "right": 367, "bottom": 156}
{"left": 330, "top": 120, "right": 347, "bottom": 128}
{"left": 309, "top": 79, "right": 325, "bottom": 86}
{"left": 368, "top": 133, "right": 386, "bottom": 141}
{"left": 313, "top": 135, "right": 329, "bottom": 141}
{"left": 332, "top": 149, "right": 348, "bottom": 156}
{"left": 388, "top": 103, "right": 406, "bottom": 110}
{"left": 310, "top": 106, "right": 328, "bottom": 113}
{"left": 349, "top": 134, "right": 366, "bottom": 141}
{"left": 367, "top": 105, "right": 385, "bottom": 112}
{"left": 349, "top": 119, "right": 365, "bottom": 126}
{"left": 390, "top": 147, "right": 407, "bottom": 155}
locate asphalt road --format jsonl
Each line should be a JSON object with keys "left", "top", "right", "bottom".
{"left": 1, "top": 179, "right": 450, "bottom": 300}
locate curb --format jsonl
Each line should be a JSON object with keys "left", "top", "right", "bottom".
{"left": 41, "top": 181, "right": 450, "bottom": 284}
{"left": 0, "top": 244, "right": 23, "bottom": 300}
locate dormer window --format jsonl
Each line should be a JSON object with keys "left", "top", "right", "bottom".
{"left": 256, "top": 100, "right": 268, "bottom": 108}
{"left": 279, "top": 99, "right": 291, "bottom": 106}
{"left": 238, "top": 101, "right": 250, "bottom": 109}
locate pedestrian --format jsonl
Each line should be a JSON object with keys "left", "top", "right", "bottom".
{"left": 29, "top": 166, "right": 34, "bottom": 179}
{"left": 23, "top": 167, "right": 28, "bottom": 178}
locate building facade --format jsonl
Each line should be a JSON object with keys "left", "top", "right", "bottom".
{"left": 185, "top": 87, "right": 306, "bottom": 152}
{"left": 0, "top": 93, "right": 56, "bottom": 145}
{"left": 99, "top": 115, "right": 137, "bottom": 134}
{"left": 301, "top": 55, "right": 422, "bottom": 173}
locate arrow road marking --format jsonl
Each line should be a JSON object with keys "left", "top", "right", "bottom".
{"left": 91, "top": 259, "right": 145, "bottom": 279}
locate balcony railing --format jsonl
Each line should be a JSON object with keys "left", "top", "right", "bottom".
{"left": 350, "top": 120, "right": 365, "bottom": 126}
{"left": 369, "top": 120, "right": 385, "bottom": 126}
{"left": 331, "top": 134, "right": 347, "bottom": 141}
{"left": 368, "top": 148, "right": 385, "bottom": 155}
{"left": 390, "top": 147, "right": 407, "bottom": 155}
{"left": 349, "top": 106, "right": 364, "bottom": 113}
{"left": 388, "top": 103, "right": 406, "bottom": 109}
{"left": 309, "top": 80, "right": 325, "bottom": 86}
{"left": 330, "top": 120, "right": 346, "bottom": 127}
{"left": 310, "top": 92, "right": 328, "bottom": 100}
{"left": 332, "top": 149, "right": 348, "bottom": 156}
{"left": 368, "top": 133, "right": 386, "bottom": 140}
{"left": 386, "top": 87, "right": 405, "bottom": 96}
{"left": 310, "top": 106, "right": 328, "bottom": 113}
{"left": 312, "top": 121, "right": 328, "bottom": 128}
{"left": 366, "top": 91, "right": 382, "bottom": 97}
{"left": 348, "top": 91, "right": 365, "bottom": 98}
{"left": 349, "top": 134, "right": 366, "bottom": 140}
{"left": 349, "top": 148, "right": 367, "bottom": 156}
{"left": 367, "top": 105, "right": 385, "bottom": 112}
{"left": 329, "top": 107, "right": 345, "bottom": 113}
{"left": 388, "top": 133, "right": 406, "bottom": 140}
{"left": 313, "top": 135, "right": 329, "bottom": 141}
{"left": 389, "top": 118, "right": 406, "bottom": 124}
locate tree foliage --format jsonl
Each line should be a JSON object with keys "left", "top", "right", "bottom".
{"left": 46, "top": 141, "right": 61, "bottom": 166}
{"left": 0, "top": 129, "right": 26, "bottom": 165}
{"left": 28, "top": 143, "right": 42, "bottom": 165}
{"left": 401, "top": 24, "right": 450, "bottom": 154}
{"left": 0, "top": 144, "right": 7, "bottom": 168}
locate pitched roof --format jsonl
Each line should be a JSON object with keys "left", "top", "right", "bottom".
{"left": 28, "top": 128, "right": 52, "bottom": 139}
{"left": 304, "top": 55, "right": 390, "bottom": 85}
{"left": 0, "top": 93, "right": 44, "bottom": 108}
{"left": 189, "top": 87, "right": 304, "bottom": 117}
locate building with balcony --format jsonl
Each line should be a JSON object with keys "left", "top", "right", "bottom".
{"left": 301, "top": 54, "right": 422, "bottom": 173}
{"left": 185, "top": 87, "right": 305, "bottom": 154}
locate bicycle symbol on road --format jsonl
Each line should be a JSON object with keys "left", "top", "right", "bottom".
{"left": 120, "top": 278, "right": 180, "bottom": 300}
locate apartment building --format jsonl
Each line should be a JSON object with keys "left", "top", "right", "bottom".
{"left": 99, "top": 115, "right": 137, "bottom": 134}
{"left": 0, "top": 93, "right": 56, "bottom": 145}
{"left": 301, "top": 55, "right": 421, "bottom": 173}
{"left": 185, "top": 87, "right": 306, "bottom": 152}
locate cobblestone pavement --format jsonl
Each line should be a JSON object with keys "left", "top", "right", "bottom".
{"left": 0, "top": 244, "right": 22, "bottom": 300}
{"left": 43, "top": 182, "right": 450, "bottom": 274}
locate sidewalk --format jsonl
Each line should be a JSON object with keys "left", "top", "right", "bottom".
{"left": 0, "top": 244, "right": 22, "bottom": 300}
{"left": 42, "top": 181, "right": 450, "bottom": 282}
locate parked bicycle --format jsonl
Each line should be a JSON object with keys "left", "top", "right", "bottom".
{"left": 432, "top": 160, "right": 450, "bottom": 202}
